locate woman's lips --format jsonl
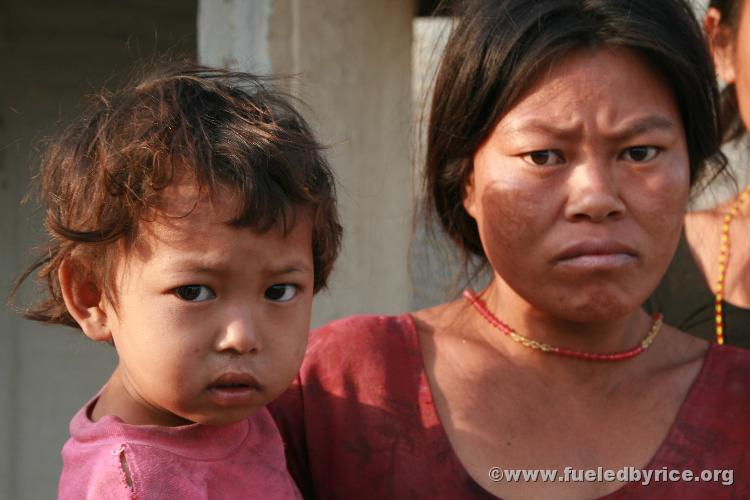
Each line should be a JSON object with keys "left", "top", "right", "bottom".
{"left": 207, "top": 372, "right": 262, "bottom": 407}
{"left": 557, "top": 254, "right": 636, "bottom": 268}
{"left": 555, "top": 240, "right": 637, "bottom": 268}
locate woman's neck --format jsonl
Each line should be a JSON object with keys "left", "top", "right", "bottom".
{"left": 467, "top": 279, "right": 658, "bottom": 382}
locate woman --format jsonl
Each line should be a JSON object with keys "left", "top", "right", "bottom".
{"left": 270, "top": 0, "right": 750, "bottom": 498}
{"left": 647, "top": 0, "right": 750, "bottom": 347}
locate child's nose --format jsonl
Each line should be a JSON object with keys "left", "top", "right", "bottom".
{"left": 215, "top": 312, "right": 261, "bottom": 355}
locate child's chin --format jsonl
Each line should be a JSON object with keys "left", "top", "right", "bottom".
{"left": 194, "top": 408, "right": 257, "bottom": 426}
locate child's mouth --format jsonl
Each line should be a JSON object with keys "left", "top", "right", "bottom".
{"left": 207, "top": 373, "right": 262, "bottom": 406}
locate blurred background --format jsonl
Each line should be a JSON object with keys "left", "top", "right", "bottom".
{"left": 0, "top": 0, "right": 736, "bottom": 497}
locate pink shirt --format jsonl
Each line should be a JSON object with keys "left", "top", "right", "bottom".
{"left": 270, "top": 314, "right": 750, "bottom": 499}
{"left": 59, "top": 396, "right": 301, "bottom": 499}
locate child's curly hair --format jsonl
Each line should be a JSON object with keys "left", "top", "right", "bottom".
{"left": 15, "top": 63, "right": 342, "bottom": 329}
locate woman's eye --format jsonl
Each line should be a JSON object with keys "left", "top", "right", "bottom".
{"left": 521, "top": 150, "right": 564, "bottom": 166}
{"left": 621, "top": 146, "right": 659, "bottom": 162}
{"left": 174, "top": 285, "right": 215, "bottom": 302}
{"left": 265, "top": 284, "right": 298, "bottom": 303}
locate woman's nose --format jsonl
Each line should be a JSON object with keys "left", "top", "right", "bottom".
{"left": 215, "top": 311, "right": 261, "bottom": 355}
{"left": 563, "top": 159, "right": 626, "bottom": 223}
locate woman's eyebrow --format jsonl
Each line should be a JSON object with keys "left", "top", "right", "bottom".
{"left": 501, "top": 120, "right": 583, "bottom": 141}
{"left": 502, "top": 115, "right": 676, "bottom": 141}
{"left": 606, "top": 115, "right": 677, "bottom": 140}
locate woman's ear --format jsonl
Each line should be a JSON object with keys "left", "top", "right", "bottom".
{"left": 463, "top": 169, "right": 478, "bottom": 219}
{"left": 58, "top": 259, "right": 112, "bottom": 342}
{"left": 705, "top": 7, "right": 737, "bottom": 84}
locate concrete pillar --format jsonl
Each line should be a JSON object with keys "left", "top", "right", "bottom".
{"left": 198, "top": 0, "right": 273, "bottom": 73}
{"left": 198, "top": 0, "right": 415, "bottom": 326}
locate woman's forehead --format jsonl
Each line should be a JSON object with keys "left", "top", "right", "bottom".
{"left": 494, "top": 47, "right": 681, "bottom": 134}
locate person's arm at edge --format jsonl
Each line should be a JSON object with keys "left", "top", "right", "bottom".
{"left": 268, "top": 374, "right": 315, "bottom": 499}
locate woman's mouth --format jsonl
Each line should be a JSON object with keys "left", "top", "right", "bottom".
{"left": 555, "top": 240, "right": 638, "bottom": 269}
{"left": 558, "top": 254, "right": 636, "bottom": 267}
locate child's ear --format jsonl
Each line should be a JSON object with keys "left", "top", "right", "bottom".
{"left": 58, "top": 259, "right": 112, "bottom": 342}
{"left": 705, "top": 7, "right": 737, "bottom": 84}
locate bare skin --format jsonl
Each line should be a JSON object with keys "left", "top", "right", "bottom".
{"left": 685, "top": 199, "right": 750, "bottom": 309}
{"left": 413, "top": 301, "right": 705, "bottom": 499}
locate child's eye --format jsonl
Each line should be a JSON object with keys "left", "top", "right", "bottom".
{"left": 521, "top": 149, "right": 565, "bottom": 166}
{"left": 620, "top": 146, "right": 660, "bottom": 162}
{"left": 174, "top": 285, "right": 215, "bottom": 302}
{"left": 265, "top": 284, "right": 298, "bottom": 303}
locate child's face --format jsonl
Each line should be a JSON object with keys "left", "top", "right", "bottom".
{"left": 102, "top": 180, "right": 314, "bottom": 426}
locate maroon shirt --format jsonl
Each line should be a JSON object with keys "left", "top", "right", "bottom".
{"left": 269, "top": 314, "right": 750, "bottom": 499}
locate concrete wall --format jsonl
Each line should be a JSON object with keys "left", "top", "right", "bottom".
{"left": 0, "top": 2, "right": 196, "bottom": 497}
{"left": 198, "top": 0, "right": 416, "bottom": 326}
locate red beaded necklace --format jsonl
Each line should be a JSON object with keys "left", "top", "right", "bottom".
{"left": 463, "top": 289, "right": 663, "bottom": 361}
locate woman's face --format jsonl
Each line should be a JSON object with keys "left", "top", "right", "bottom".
{"left": 464, "top": 48, "right": 690, "bottom": 322}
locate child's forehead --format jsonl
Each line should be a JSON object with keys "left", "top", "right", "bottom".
{"left": 125, "top": 195, "right": 314, "bottom": 272}
{"left": 157, "top": 174, "right": 229, "bottom": 214}
{"left": 147, "top": 191, "right": 238, "bottom": 240}
{"left": 137, "top": 179, "right": 310, "bottom": 247}
{"left": 149, "top": 174, "right": 248, "bottom": 227}
{"left": 134, "top": 170, "right": 312, "bottom": 254}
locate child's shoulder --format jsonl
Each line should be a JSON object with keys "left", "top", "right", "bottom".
{"left": 60, "top": 402, "right": 300, "bottom": 499}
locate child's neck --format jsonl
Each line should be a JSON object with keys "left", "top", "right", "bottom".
{"left": 91, "top": 368, "right": 193, "bottom": 427}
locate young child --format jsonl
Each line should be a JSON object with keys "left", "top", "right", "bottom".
{"left": 16, "top": 64, "right": 341, "bottom": 499}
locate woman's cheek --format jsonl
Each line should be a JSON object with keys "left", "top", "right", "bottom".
{"left": 629, "top": 160, "right": 689, "bottom": 233}
{"left": 476, "top": 181, "right": 548, "bottom": 269}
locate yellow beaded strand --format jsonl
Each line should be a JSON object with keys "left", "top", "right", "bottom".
{"left": 715, "top": 186, "right": 750, "bottom": 345}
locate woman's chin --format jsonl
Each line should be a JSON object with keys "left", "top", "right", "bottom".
{"left": 532, "top": 294, "right": 641, "bottom": 324}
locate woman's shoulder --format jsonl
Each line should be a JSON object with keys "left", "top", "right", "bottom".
{"left": 655, "top": 343, "right": 750, "bottom": 479}
{"left": 312, "top": 313, "right": 415, "bottom": 337}
{"left": 304, "top": 301, "right": 467, "bottom": 366}
{"left": 288, "top": 312, "right": 428, "bottom": 419}
{"left": 295, "top": 314, "right": 424, "bottom": 388}
{"left": 305, "top": 313, "right": 419, "bottom": 360}
{"left": 704, "top": 343, "right": 750, "bottom": 385}
{"left": 687, "top": 343, "right": 750, "bottom": 414}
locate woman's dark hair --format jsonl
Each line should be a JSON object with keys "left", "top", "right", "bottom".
{"left": 710, "top": 0, "right": 747, "bottom": 142}
{"left": 425, "top": 0, "right": 726, "bottom": 260}
{"left": 15, "top": 63, "right": 342, "bottom": 329}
